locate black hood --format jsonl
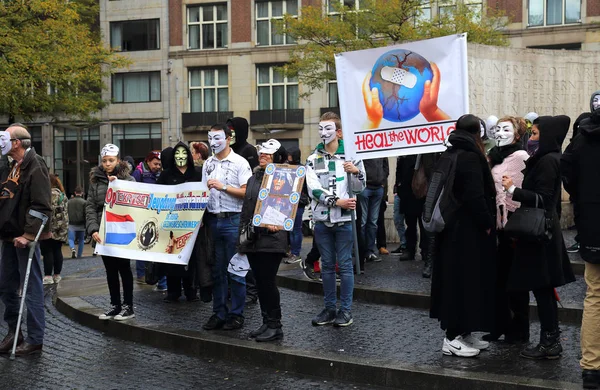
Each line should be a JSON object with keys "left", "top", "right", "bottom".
{"left": 161, "top": 147, "right": 173, "bottom": 170}
{"left": 590, "top": 90, "right": 600, "bottom": 113}
{"left": 573, "top": 112, "right": 592, "bottom": 138}
{"left": 535, "top": 115, "right": 570, "bottom": 157}
{"left": 579, "top": 111, "right": 600, "bottom": 139}
{"left": 171, "top": 142, "right": 195, "bottom": 171}
{"left": 287, "top": 146, "right": 301, "bottom": 164}
{"left": 447, "top": 129, "right": 480, "bottom": 155}
{"left": 227, "top": 117, "right": 249, "bottom": 145}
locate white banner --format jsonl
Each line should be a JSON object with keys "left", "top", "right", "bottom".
{"left": 334, "top": 34, "right": 469, "bottom": 160}
{"left": 95, "top": 180, "right": 208, "bottom": 266}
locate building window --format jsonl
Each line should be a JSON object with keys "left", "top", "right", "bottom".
{"left": 110, "top": 19, "right": 160, "bottom": 52}
{"left": 328, "top": 0, "right": 363, "bottom": 12}
{"left": 256, "top": 0, "right": 298, "bottom": 46}
{"left": 112, "top": 72, "right": 161, "bottom": 103}
{"left": 53, "top": 127, "right": 100, "bottom": 195}
{"left": 189, "top": 67, "right": 229, "bottom": 112}
{"left": 111, "top": 123, "right": 162, "bottom": 164}
{"left": 188, "top": 4, "right": 228, "bottom": 50}
{"left": 528, "top": 0, "right": 580, "bottom": 26}
{"left": 328, "top": 81, "right": 338, "bottom": 108}
{"left": 257, "top": 64, "right": 299, "bottom": 110}
{"left": 417, "top": 0, "right": 432, "bottom": 22}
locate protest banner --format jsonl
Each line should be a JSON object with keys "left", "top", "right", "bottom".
{"left": 334, "top": 33, "right": 469, "bottom": 160}
{"left": 252, "top": 163, "right": 305, "bottom": 231}
{"left": 95, "top": 179, "right": 208, "bottom": 265}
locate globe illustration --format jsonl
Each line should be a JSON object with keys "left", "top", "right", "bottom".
{"left": 369, "top": 49, "right": 433, "bottom": 122}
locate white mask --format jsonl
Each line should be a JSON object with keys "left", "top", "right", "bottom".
{"left": 208, "top": 130, "right": 227, "bottom": 154}
{"left": 174, "top": 146, "right": 188, "bottom": 168}
{"left": 593, "top": 95, "right": 600, "bottom": 111}
{"left": 0, "top": 131, "right": 11, "bottom": 156}
{"left": 318, "top": 121, "right": 337, "bottom": 145}
{"left": 495, "top": 121, "right": 515, "bottom": 147}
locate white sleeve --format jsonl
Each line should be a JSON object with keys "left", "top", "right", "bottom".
{"left": 238, "top": 159, "right": 252, "bottom": 186}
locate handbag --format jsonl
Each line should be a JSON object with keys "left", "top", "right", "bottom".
{"left": 504, "top": 193, "right": 552, "bottom": 242}
{"left": 238, "top": 223, "right": 256, "bottom": 247}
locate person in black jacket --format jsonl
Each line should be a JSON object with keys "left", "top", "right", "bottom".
{"left": 157, "top": 142, "right": 203, "bottom": 303}
{"left": 239, "top": 139, "right": 289, "bottom": 342}
{"left": 562, "top": 106, "right": 600, "bottom": 386}
{"left": 395, "top": 155, "right": 426, "bottom": 261}
{"left": 502, "top": 115, "right": 575, "bottom": 360}
{"left": 227, "top": 117, "right": 260, "bottom": 304}
{"left": 359, "top": 158, "right": 388, "bottom": 262}
{"left": 285, "top": 147, "right": 309, "bottom": 264}
{"left": 430, "top": 114, "right": 497, "bottom": 358}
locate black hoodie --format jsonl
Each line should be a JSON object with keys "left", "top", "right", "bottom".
{"left": 287, "top": 146, "right": 310, "bottom": 207}
{"left": 227, "top": 117, "right": 259, "bottom": 169}
{"left": 156, "top": 142, "right": 202, "bottom": 185}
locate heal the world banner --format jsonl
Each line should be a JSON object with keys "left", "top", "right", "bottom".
{"left": 96, "top": 180, "right": 208, "bottom": 265}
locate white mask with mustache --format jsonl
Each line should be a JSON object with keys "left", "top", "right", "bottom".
{"left": 208, "top": 130, "right": 227, "bottom": 154}
{"left": 495, "top": 121, "right": 515, "bottom": 147}
{"left": 0, "top": 131, "right": 11, "bottom": 156}
{"left": 318, "top": 121, "right": 337, "bottom": 145}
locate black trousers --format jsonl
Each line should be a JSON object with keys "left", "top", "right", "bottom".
{"left": 248, "top": 252, "right": 283, "bottom": 327}
{"left": 41, "top": 238, "right": 64, "bottom": 276}
{"left": 533, "top": 287, "right": 558, "bottom": 333}
{"left": 166, "top": 264, "right": 192, "bottom": 299}
{"left": 305, "top": 236, "right": 320, "bottom": 267}
{"left": 405, "top": 214, "right": 427, "bottom": 256}
{"left": 102, "top": 255, "right": 133, "bottom": 306}
{"left": 246, "top": 270, "right": 258, "bottom": 300}
{"left": 376, "top": 199, "right": 387, "bottom": 249}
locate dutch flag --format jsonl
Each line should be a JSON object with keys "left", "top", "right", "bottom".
{"left": 105, "top": 211, "right": 137, "bottom": 245}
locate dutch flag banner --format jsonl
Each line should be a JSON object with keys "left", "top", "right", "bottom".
{"left": 105, "top": 211, "right": 137, "bottom": 245}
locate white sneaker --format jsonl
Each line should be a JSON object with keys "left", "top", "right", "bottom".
{"left": 43, "top": 276, "right": 54, "bottom": 285}
{"left": 442, "top": 336, "right": 480, "bottom": 357}
{"left": 462, "top": 334, "right": 489, "bottom": 350}
{"left": 53, "top": 275, "right": 62, "bottom": 284}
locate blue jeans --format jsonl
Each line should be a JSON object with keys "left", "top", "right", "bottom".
{"left": 68, "top": 226, "right": 85, "bottom": 258}
{"left": 0, "top": 243, "right": 45, "bottom": 345}
{"left": 136, "top": 260, "right": 146, "bottom": 279}
{"left": 314, "top": 222, "right": 354, "bottom": 312}
{"left": 157, "top": 275, "right": 167, "bottom": 289}
{"left": 359, "top": 187, "right": 383, "bottom": 256}
{"left": 393, "top": 194, "right": 407, "bottom": 247}
{"left": 207, "top": 213, "right": 246, "bottom": 319}
{"left": 289, "top": 207, "right": 305, "bottom": 256}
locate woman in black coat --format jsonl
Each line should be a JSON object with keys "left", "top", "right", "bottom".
{"left": 430, "top": 114, "right": 497, "bottom": 358}
{"left": 502, "top": 115, "right": 575, "bottom": 360}
{"left": 238, "top": 139, "right": 289, "bottom": 342}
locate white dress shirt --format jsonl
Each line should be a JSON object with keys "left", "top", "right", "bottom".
{"left": 202, "top": 149, "right": 252, "bottom": 213}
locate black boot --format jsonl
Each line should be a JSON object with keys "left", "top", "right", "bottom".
{"left": 421, "top": 249, "right": 432, "bottom": 278}
{"left": 249, "top": 311, "right": 268, "bottom": 338}
{"left": 200, "top": 286, "right": 212, "bottom": 303}
{"left": 520, "top": 330, "right": 562, "bottom": 360}
{"left": 256, "top": 309, "right": 283, "bottom": 342}
{"left": 582, "top": 369, "right": 600, "bottom": 389}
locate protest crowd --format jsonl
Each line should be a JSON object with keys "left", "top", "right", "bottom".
{"left": 2, "top": 94, "right": 600, "bottom": 387}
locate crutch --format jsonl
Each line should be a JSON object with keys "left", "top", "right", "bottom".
{"left": 10, "top": 209, "right": 48, "bottom": 360}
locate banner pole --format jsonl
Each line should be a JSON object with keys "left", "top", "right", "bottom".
{"left": 347, "top": 172, "right": 361, "bottom": 275}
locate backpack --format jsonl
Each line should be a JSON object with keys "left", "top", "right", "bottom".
{"left": 421, "top": 148, "right": 463, "bottom": 233}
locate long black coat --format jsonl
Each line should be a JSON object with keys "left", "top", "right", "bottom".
{"left": 430, "top": 130, "right": 497, "bottom": 333}
{"left": 562, "top": 112, "right": 600, "bottom": 263}
{"left": 508, "top": 115, "right": 575, "bottom": 291}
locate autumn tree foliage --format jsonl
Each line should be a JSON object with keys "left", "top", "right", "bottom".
{"left": 278, "top": 0, "right": 508, "bottom": 96}
{"left": 0, "top": 0, "right": 128, "bottom": 122}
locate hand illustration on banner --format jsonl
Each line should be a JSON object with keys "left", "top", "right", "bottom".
{"left": 362, "top": 59, "right": 449, "bottom": 129}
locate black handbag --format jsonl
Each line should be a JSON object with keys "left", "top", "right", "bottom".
{"left": 144, "top": 262, "right": 159, "bottom": 285}
{"left": 504, "top": 193, "right": 552, "bottom": 242}
{"left": 238, "top": 223, "right": 256, "bottom": 247}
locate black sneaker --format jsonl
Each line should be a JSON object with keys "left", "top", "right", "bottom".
{"left": 567, "top": 242, "right": 580, "bottom": 253}
{"left": 71, "top": 249, "right": 76, "bottom": 259}
{"left": 390, "top": 246, "right": 405, "bottom": 255}
{"left": 398, "top": 251, "right": 415, "bottom": 261}
{"left": 99, "top": 305, "right": 121, "bottom": 320}
{"left": 301, "top": 258, "right": 318, "bottom": 281}
{"left": 368, "top": 253, "right": 382, "bottom": 263}
{"left": 582, "top": 369, "right": 600, "bottom": 389}
{"left": 333, "top": 310, "right": 353, "bottom": 327}
{"left": 223, "top": 315, "right": 244, "bottom": 330}
{"left": 114, "top": 304, "right": 135, "bottom": 321}
{"left": 203, "top": 314, "right": 226, "bottom": 330}
{"left": 311, "top": 308, "right": 337, "bottom": 326}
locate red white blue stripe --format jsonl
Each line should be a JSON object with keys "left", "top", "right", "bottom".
{"left": 105, "top": 211, "right": 137, "bottom": 245}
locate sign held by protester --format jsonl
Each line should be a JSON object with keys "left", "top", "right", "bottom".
{"left": 252, "top": 163, "right": 305, "bottom": 230}
{"left": 96, "top": 180, "right": 208, "bottom": 265}
{"left": 334, "top": 34, "right": 469, "bottom": 160}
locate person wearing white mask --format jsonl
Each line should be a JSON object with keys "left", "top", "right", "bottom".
{"left": 202, "top": 124, "right": 252, "bottom": 331}
{"left": 484, "top": 116, "right": 531, "bottom": 344}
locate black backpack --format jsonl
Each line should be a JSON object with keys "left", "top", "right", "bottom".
{"left": 421, "top": 148, "right": 463, "bottom": 233}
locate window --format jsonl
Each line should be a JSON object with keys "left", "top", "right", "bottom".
{"left": 528, "top": 0, "right": 580, "bottom": 26}
{"left": 256, "top": 0, "right": 298, "bottom": 46}
{"left": 110, "top": 19, "right": 160, "bottom": 52}
{"left": 53, "top": 127, "right": 100, "bottom": 195}
{"left": 328, "top": 0, "right": 363, "bottom": 12}
{"left": 112, "top": 123, "right": 162, "bottom": 163}
{"left": 112, "top": 72, "right": 161, "bottom": 103}
{"left": 189, "top": 68, "right": 229, "bottom": 112}
{"left": 188, "top": 4, "right": 228, "bottom": 50}
{"left": 257, "top": 65, "right": 298, "bottom": 110}
{"left": 328, "top": 81, "right": 338, "bottom": 108}
{"left": 417, "top": 0, "right": 432, "bottom": 22}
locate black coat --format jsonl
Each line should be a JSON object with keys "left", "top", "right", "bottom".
{"left": 430, "top": 130, "right": 497, "bottom": 333}
{"left": 508, "top": 115, "right": 575, "bottom": 290}
{"left": 364, "top": 157, "right": 389, "bottom": 188}
{"left": 562, "top": 112, "right": 600, "bottom": 263}
{"left": 395, "top": 155, "right": 423, "bottom": 216}
{"left": 238, "top": 167, "right": 288, "bottom": 255}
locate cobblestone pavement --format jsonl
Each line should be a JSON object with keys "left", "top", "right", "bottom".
{"left": 0, "top": 258, "right": 389, "bottom": 389}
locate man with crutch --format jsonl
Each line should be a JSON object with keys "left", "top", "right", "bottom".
{"left": 0, "top": 124, "right": 52, "bottom": 356}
